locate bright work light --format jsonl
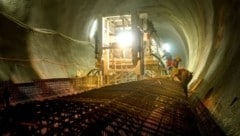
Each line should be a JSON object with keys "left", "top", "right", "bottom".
{"left": 116, "top": 31, "right": 133, "bottom": 48}
{"left": 162, "top": 43, "right": 171, "bottom": 52}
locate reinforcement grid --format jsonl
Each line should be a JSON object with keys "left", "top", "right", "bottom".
{"left": 0, "top": 89, "right": 200, "bottom": 136}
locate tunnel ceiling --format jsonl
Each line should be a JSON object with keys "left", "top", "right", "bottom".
{"left": 0, "top": 0, "right": 215, "bottom": 82}
{"left": 0, "top": 0, "right": 240, "bottom": 135}
{"left": 0, "top": 0, "right": 213, "bottom": 66}
{"left": 0, "top": 0, "right": 239, "bottom": 86}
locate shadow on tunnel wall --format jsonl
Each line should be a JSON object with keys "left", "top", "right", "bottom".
{"left": 0, "top": 12, "right": 40, "bottom": 83}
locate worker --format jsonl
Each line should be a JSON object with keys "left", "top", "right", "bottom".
{"left": 162, "top": 50, "right": 173, "bottom": 74}
{"left": 171, "top": 68, "right": 193, "bottom": 98}
{"left": 172, "top": 56, "right": 181, "bottom": 68}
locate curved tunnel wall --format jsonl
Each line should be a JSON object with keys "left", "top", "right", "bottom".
{"left": 0, "top": 13, "right": 95, "bottom": 83}
{"left": 0, "top": 0, "right": 240, "bottom": 135}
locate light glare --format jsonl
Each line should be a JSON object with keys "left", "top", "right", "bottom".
{"left": 116, "top": 31, "right": 133, "bottom": 48}
{"left": 90, "top": 20, "right": 97, "bottom": 38}
{"left": 162, "top": 43, "right": 171, "bottom": 52}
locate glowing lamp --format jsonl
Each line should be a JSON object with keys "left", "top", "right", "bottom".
{"left": 116, "top": 31, "right": 133, "bottom": 48}
{"left": 162, "top": 43, "right": 171, "bottom": 52}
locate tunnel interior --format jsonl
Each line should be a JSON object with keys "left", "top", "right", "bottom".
{"left": 0, "top": 0, "right": 240, "bottom": 135}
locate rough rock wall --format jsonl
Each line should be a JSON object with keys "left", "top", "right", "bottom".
{"left": 198, "top": 0, "right": 240, "bottom": 135}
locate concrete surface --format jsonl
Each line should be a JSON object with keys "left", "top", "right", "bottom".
{"left": 0, "top": 12, "right": 95, "bottom": 83}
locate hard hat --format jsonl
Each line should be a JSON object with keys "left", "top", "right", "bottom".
{"left": 175, "top": 56, "right": 181, "bottom": 61}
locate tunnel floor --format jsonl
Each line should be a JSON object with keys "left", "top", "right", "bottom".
{"left": 0, "top": 78, "right": 225, "bottom": 135}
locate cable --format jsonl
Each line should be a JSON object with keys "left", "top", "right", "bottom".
{"left": 0, "top": 57, "right": 88, "bottom": 67}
